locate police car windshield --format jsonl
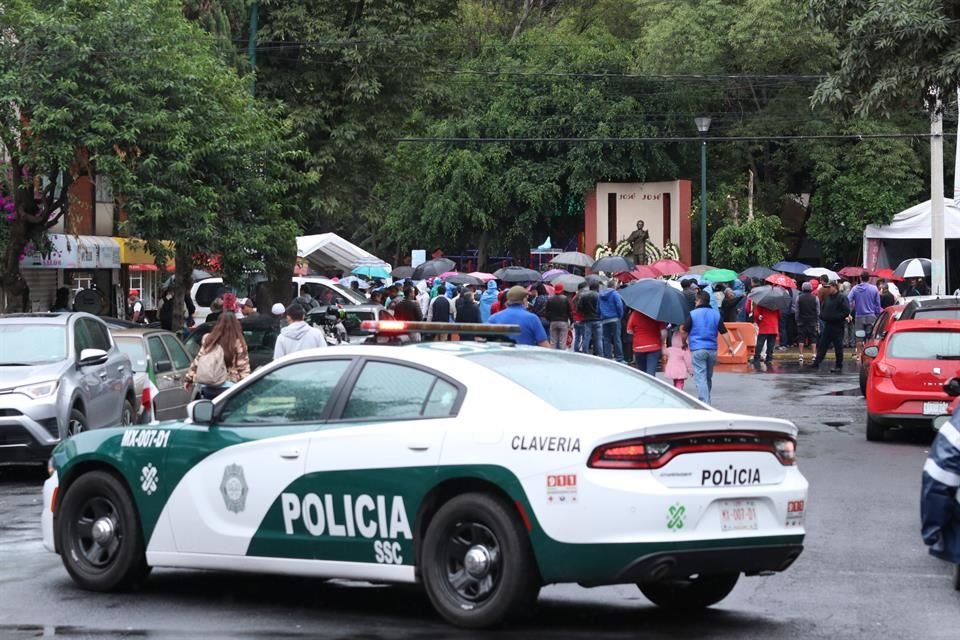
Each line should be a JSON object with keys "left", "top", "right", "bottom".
{"left": 464, "top": 350, "right": 701, "bottom": 411}
{"left": 0, "top": 324, "right": 67, "bottom": 364}
{"left": 888, "top": 330, "right": 960, "bottom": 360}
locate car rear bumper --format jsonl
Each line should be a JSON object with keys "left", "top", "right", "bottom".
{"left": 869, "top": 412, "right": 939, "bottom": 430}
{"left": 616, "top": 543, "right": 804, "bottom": 584}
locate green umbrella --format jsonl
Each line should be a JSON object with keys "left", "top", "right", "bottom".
{"left": 703, "top": 268, "right": 739, "bottom": 283}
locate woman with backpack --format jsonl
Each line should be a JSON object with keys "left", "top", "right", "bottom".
{"left": 184, "top": 298, "right": 251, "bottom": 399}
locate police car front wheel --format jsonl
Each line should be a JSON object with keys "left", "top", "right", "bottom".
{"left": 638, "top": 572, "right": 740, "bottom": 610}
{"left": 421, "top": 493, "right": 540, "bottom": 629}
{"left": 56, "top": 471, "right": 149, "bottom": 592}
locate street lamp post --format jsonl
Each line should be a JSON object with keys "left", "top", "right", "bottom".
{"left": 695, "top": 116, "right": 711, "bottom": 266}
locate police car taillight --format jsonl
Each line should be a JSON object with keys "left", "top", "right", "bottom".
{"left": 589, "top": 432, "right": 797, "bottom": 469}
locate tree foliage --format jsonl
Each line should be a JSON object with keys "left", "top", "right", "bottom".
{"left": 810, "top": 0, "right": 960, "bottom": 116}
{"left": 708, "top": 214, "right": 786, "bottom": 272}
{"left": 0, "top": 0, "right": 300, "bottom": 316}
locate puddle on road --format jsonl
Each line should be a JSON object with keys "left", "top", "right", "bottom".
{"left": 824, "top": 388, "right": 862, "bottom": 397}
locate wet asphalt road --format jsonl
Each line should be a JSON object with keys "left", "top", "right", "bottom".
{"left": 0, "top": 361, "right": 958, "bottom": 639}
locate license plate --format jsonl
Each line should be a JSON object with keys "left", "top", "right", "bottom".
{"left": 923, "top": 401, "right": 949, "bottom": 416}
{"left": 719, "top": 499, "right": 758, "bottom": 532}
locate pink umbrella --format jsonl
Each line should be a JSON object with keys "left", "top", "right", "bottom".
{"left": 468, "top": 271, "right": 497, "bottom": 281}
{"left": 542, "top": 268, "right": 568, "bottom": 281}
{"left": 650, "top": 259, "right": 687, "bottom": 276}
{"left": 439, "top": 271, "right": 459, "bottom": 279}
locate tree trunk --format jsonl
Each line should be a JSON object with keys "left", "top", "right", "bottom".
{"left": 1, "top": 216, "right": 32, "bottom": 313}
{"left": 477, "top": 229, "right": 490, "bottom": 272}
{"left": 172, "top": 245, "right": 193, "bottom": 331}
{"left": 747, "top": 170, "right": 755, "bottom": 222}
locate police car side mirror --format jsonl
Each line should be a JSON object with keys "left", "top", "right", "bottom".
{"left": 188, "top": 399, "right": 214, "bottom": 426}
{"left": 854, "top": 330, "right": 866, "bottom": 339}
{"left": 863, "top": 346, "right": 879, "bottom": 359}
{"left": 943, "top": 378, "right": 960, "bottom": 397}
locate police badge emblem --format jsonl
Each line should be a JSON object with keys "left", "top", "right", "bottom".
{"left": 220, "top": 464, "right": 248, "bottom": 513}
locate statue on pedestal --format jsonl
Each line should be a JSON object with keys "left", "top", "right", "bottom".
{"left": 626, "top": 220, "right": 649, "bottom": 265}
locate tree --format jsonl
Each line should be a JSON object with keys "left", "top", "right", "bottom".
{"left": 807, "top": 121, "right": 924, "bottom": 264}
{"left": 809, "top": 0, "right": 960, "bottom": 116}
{"left": 0, "top": 0, "right": 300, "bottom": 318}
{"left": 708, "top": 214, "right": 786, "bottom": 272}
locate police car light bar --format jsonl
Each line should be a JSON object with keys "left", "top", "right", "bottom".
{"left": 360, "top": 321, "right": 522, "bottom": 335}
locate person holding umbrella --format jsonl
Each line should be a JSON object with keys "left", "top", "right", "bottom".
{"left": 681, "top": 290, "right": 734, "bottom": 405}
{"left": 808, "top": 281, "right": 850, "bottom": 373}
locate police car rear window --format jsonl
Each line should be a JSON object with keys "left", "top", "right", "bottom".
{"left": 464, "top": 350, "right": 701, "bottom": 411}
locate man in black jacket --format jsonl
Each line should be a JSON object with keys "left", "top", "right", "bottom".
{"left": 545, "top": 283, "right": 574, "bottom": 349}
{"left": 575, "top": 281, "right": 603, "bottom": 355}
{"left": 809, "top": 281, "right": 849, "bottom": 372}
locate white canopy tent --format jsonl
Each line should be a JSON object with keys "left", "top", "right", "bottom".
{"left": 296, "top": 233, "right": 390, "bottom": 275}
{"left": 863, "top": 199, "right": 960, "bottom": 290}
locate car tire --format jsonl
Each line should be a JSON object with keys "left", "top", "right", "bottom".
{"left": 866, "top": 415, "right": 885, "bottom": 442}
{"left": 954, "top": 564, "right": 960, "bottom": 591}
{"left": 638, "top": 572, "right": 740, "bottom": 610}
{"left": 420, "top": 493, "right": 540, "bottom": 629}
{"left": 56, "top": 470, "right": 149, "bottom": 592}
{"left": 67, "top": 409, "right": 87, "bottom": 437}
{"left": 859, "top": 370, "right": 867, "bottom": 396}
{"left": 120, "top": 399, "right": 135, "bottom": 426}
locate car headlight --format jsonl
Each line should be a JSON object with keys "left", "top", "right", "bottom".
{"left": 14, "top": 380, "right": 59, "bottom": 399}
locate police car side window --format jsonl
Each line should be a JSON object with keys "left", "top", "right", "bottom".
{"left": 342, "top": 362, "right": 450, "bottom": 421}
{"left": 218, "top": 360, "right": 350, "bottom": 425}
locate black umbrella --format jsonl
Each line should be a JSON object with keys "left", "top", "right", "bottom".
{"left": 739, "top": 265, "right": 776, "bottom": 281}
{"left": 748, "top": 284, "right": 792, "bottom": 311}
{"left": 494, "top": 266, "right": 541, "bottom": 283}
{"left": 593, "top": 255, "right": 634, "bottom": 273}
{"left": 391, "top": 266, "right": 414, "bottom": 279}
{"left": 619, "top": 280, "right": 690, "bottom": 325}
{"left": 412, "top": 257, "right": 456, "bottom": 280}
{"left": 444, "top": 273, "right": 484, "bottom": 286}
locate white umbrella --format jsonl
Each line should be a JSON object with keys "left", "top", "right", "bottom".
{"left": 803, "top": 267, "right": 839, "bottom": 281}
{"left": 894, "top": 258, "right": 931, "bottom": 279}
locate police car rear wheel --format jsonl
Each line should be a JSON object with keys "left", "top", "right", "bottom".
{"left": 421, "top": 493, "right": 539, "bottom": 629}
{"left": 953, "top": 564, "right": 960, "bottom": 591}
{"left": 638, "top": 572, "right": 740, "bottom": 610}
{"left": 57, "top": 471, "right": 149, "bottom": 592}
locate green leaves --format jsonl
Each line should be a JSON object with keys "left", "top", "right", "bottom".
{"left": 709, "top": 215, "right": 787, "bottom": 272}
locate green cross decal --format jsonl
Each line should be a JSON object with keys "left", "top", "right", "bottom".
{"left": 667, "top": 503, "right": 686, "bottom": 530}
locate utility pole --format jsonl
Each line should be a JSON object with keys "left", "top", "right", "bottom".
{"left": 931, "top": 91, "right": 946, "bottom": 295}
{"left": 247, "top": 1, "right": 258, "bottom": 95}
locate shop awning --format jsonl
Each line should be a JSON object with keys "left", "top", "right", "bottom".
{"left": 20, "top": 234, "right": 121, "bottom": 269}
{"left": 115, "top": 237, "right": 174, "bottom": 267}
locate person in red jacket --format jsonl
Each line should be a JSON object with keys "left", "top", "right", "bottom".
{"left": 626, "top": 310, "right": 666, "bottom": 375}
{"left": 747, "top": 298, "right": 780, "bottom": 364}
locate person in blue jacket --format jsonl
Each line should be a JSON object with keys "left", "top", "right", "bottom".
{"left": 598, "top": 283, "right": 625, "bottom": 362}
{"left": 922, "top": 409, "right": 960, "bottom": 589}
{"left": 479, "top": 280, "right": 499, "bottom": 323}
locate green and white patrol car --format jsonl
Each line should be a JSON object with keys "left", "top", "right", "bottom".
{"left": 42, "top": 341, "right": 808, "bottom": 628}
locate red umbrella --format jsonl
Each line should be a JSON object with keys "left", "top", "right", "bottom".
{"left": 650, "top": 258, "right": 687, "bottom": 276}
{"left": 766, "top": 273, "right": 797, "bottom": 288}
{"left": 617, "top": 265, "right": 662, "bottom": 282}
{"left": 838, "top": 266, "right": 866, "bottom": 278}
{"left": 872, "top": 268, "right": 903, "bottom": 282}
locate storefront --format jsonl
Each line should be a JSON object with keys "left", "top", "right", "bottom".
{"left": 18, "top": 234, "right": 122, "bottom": 314}
{"left": 115, "top": 238, "right": 174, "bottom": 316}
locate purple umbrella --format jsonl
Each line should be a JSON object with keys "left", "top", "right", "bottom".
{"left": 542, "top": 268, "right": 568, "bottom": 282}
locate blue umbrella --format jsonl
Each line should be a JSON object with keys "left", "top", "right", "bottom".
{"left": 593, "top": 255, "right": 635, "bottom": 273}
{"left": 771, "top": 260, "right": 812, "bottom": 275}
{"left": 618, "top": 279, "right": 690, "bottom": 325}
{"left": 352, "top": 264, "right": 390, "bottom": 279}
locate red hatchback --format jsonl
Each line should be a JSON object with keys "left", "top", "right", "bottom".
{"left": 864, "top": 319, "right": 960, "bottom": 441}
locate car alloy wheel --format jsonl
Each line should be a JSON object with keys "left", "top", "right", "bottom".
{"left": 120, "top": 400, "right": 135, "bottom": 426}
{"left": 71, "top": 496, "right": 123, "bottom": 569}
{"left": 442, "top": 521, "right": 502, "bottom": 604}
{"left": 67, "top": 409, "right": 86, "bottom": 437}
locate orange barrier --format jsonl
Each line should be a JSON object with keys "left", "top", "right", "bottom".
{"left": 717, "top": 322, "right": 757, "bottom": 364}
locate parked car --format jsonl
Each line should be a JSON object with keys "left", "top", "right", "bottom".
{"left": 857, "top": 304, "right": 905, "bottom": 395}
{"left": 191, "top": 276, "right": 370, "bottom": 321}
{"left": 111, "top": 328, "right": 196, "bottom": 422}
{"left": 184, "top": 314, "right": 281, "bottom": 371}
{"left": 899, "top": 296, "right": 960, "bottom": 320}
{"left": 864, "top": 318, "right": 960, "bottom": 441}
{"left": 0, "top": 312, "right": 136, "bottom": 465}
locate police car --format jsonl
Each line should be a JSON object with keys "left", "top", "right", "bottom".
{"left": 42, "top": 325, "right": 808, "bottom": 629}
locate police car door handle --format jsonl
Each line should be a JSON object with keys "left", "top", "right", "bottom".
{"left": 407, "top": 444, "right": 430, "bottom": 452}
{"left": 279, "top": 449, "right": 301, "bottom": 460}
